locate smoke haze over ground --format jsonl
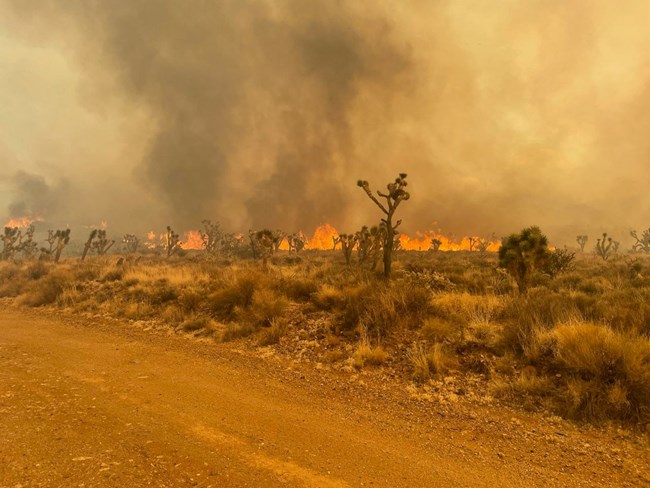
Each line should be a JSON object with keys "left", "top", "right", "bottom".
{"left": 0, "top": 1, "right": 649, "bottom": 245}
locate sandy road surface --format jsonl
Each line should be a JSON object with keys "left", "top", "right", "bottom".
{"left": 0, "top": 310, "right": 648, "bottom": 487}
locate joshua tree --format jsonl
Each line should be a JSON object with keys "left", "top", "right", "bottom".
{"left": 368, "top": 224, "right": 386, "bottom": 271}
{"left": 595, "top": 233, "right": 614, "bottom": 261}
{"left": 337, "top": 233, "right": 358, "bottom": 266}
{"left": 392, "top": 236, "right": 402, "bottom": 251}
{"left": 272, "top": 230, "right": 286, "bottom": 252}
{"left": 430, "top": 238, "right": 442, "bottom": 252}
{"left": 82, "top": 229, "right": 115, "bottom": 260}
{"left": 356, "top": 226, "right": 371, "bottom": 263}
{"left": 18, "top": 225, "right": 38, "bottom": 259}
{"left": 498, "top": 226, "right": 549, "bottom": 295}
{"left": 122, "top": 234, "right": 140, "bottom": 253}
{"left": 39, "top": 229, "right": 71, "bottom": 263}
{"left": 576, "top": 235, "right": 588, "bottom": 253}
{"left": 251, "top": 229, "right": 275, "bottom": 268}
{"left": 476, "top": 238, "right": 490, "bottom": 253}
{"left": 93, "top": 230, "right": 115, "bottom": 256}
{"left": 200, "top": 220, "right": 223, "bottom": 256}
{"left": 357, "top": 173, "right": 410, "bottom": 279}
{"left": 467, "top": 236, "right": 478, "bottom": 252}
{"left": 630, "top": 228, "right": 650, "bottom": 254}
{"left": 332, "top": 235, "right": 341, "bottom": 250}
{"left": 287, "top": 233, "right": 305, "bottom": 253}
{"left": 165, "top": 226, "right": 182, "bottom": 257}
{"left": 53, "top": 229, "right": 71, "bottom": 263}
{"left": 1, "top": 227, "right": 21, "bottom": 260}
{"left": 81, "top": 229, "right": 97, "bottom": 261}
{"left": 221, "top": 233, "right": 244, "bottom": 257}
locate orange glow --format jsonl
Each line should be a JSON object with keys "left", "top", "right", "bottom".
{"left": 306, "top": 224, "right": 338, "bottom": 250}
{"left": 399, "top": 231, "right": 500, "bottom": 252}
{"left": 182, "top": 230, "right": 203, "bottom": 250}
{"left": 4, "top": 216, "right": 43, "bottom": 228}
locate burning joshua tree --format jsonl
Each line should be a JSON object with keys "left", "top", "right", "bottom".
{"left": 287, "top": 233, "right": 306, "bottom": 253}
{"left": 122, "top": 234, "right": 140, "bottom": 254}
{"left": 357, "top": 173, "right": 410, "bottom": 279}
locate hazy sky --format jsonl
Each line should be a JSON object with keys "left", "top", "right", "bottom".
{"left": 1, "top": 0, "right": 649, "bottom": 245}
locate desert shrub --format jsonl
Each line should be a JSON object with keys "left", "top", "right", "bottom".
{"left": 178, "top": 289, "right": 204, "bottom": 312}
{"left": 20, "top": 271, "right": 73, "bottom": 307}
{"left": 74, "top": 264, "right": 102, "bottom": 282}
{"left": 180, "top": 315, "right": 214, "bottom": 333}
{"left": 280, "top": 277, "right": 318, "bottom": 302}
{"left": 595, "top": 289, "right": 650, "bottom": 336}
{"left": 221, "top": 323, "right": 257, "bottom": 342}
{"left": 100, "top": 269, "right": 124, "bottom": 282}
{"left": 249, "top": 289, "right": 289, "bottom": 327}
{"left": 420, "top": 317, "right": 457, "bottom": 343}
{"left": 147, "top": 279, "right": 178, "bottom": 305}
{"left": 258, "top": 318, "right": 289, "bottom": 346}
{"left": 406, "top": 342, "right": 449, "bottom": 382}
{"left": 552, "top": 322, "right": 650, "bottom": 422}
{"left": 121, "top": 301, "right": 155, "bottom": 320}
{"left": 207, "top": 275, "right": 256, "bottom": 320}
{"left": 311, "top": 284, "right": 345, "bottom": 311}
{"left": 352, "top": 335, "right": 389, "bottom": 368}
{"left": 336, "top": 283, "right": 430, "bottom": 336}
{"left": 25, "top": 261, "right": 49, "bottom": 280}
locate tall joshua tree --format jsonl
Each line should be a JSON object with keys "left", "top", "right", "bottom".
{"left": 357, "top": 173, "right": 410, "bottom": 279}
{"left": 498, "top": 226, "right": 548, "bottom": 295}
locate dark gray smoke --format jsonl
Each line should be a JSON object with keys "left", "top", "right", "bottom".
{"left": 1, "top": 1, "right": 649, "bottom": 247}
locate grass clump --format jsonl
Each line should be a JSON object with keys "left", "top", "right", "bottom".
{"left": 406, "top": 342, "right": 449, "bottom": 382}
{"left": 552, "top": 321, "right": 650, "bottom": 422}
{"left": 352, "top": 334, "right": 389, "bottom": 368}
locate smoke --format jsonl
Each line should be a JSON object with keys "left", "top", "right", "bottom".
{"left": 1, "top": 1, "right": 649, "bottom": 246}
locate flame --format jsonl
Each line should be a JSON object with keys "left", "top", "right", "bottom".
{"left": 4, "top": 216, "right": 43, "bottom": 228}
{"left": 399, "top": 231, "right": 500, "bottom": 252}
{"left": 182, "top": 230, "right": 203, "bottom": 250}
{"left": 307, "top": 224, "right": 338, "bottom": 250}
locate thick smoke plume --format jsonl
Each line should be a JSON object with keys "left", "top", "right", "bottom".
{"left": 1, "top": 1, "right": 649, "bottom": 246}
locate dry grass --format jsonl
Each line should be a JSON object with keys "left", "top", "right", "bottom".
{"left": 3, "top": 251, "right": 650, "bottom": 427}
{"left": 352, "top": 334, "right": 389, "bottom": 368}
{"left": 406, "top": 342, "right": 450, "bottom": 382}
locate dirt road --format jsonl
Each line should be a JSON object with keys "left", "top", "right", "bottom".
{"left": 0, "top": 310, "right": 648, "bottom": 487}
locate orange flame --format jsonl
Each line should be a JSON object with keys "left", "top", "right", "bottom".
{"left": 399, "top": 231, "right": 500, "bottom": 252}
{"left": 182, "top": 230, "right": 203, "bottom": 250}
{"left": 4, "top": 216, "right": 43, "bottom": 228}
{"left": 306, "top": 224, "right": 338, "bottom": 250}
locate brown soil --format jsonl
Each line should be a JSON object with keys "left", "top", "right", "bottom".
{"left": 1, "top": 309, "right": 648, "bottom": 487}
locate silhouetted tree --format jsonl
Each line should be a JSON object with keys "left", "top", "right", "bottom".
{"left": 498, "top": 226, "right": 549, "bottom": 295}
{"left": 357, "top": 173, "right": 410, "bottom": 279}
